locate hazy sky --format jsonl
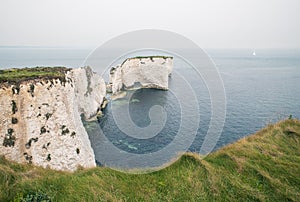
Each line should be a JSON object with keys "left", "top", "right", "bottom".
{"left": 0, "top": 0, "right": 299, "bottom": 48}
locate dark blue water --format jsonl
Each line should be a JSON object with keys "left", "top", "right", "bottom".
{"left": 213, "top": 49, "right": 300, "bottom": 147}
{"left": 1, "top": 47, "right": 300, "bottom": 156}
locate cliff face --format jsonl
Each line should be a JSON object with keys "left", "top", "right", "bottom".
{"left": 0, "top": 67, "right": 106, "bottom": 171}
{"left": 109, "top": 56, "right": 173, "bottom": 94}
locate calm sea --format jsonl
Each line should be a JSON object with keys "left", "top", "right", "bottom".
{"left": 1, "top": 47, "right": 299, "bottom": 164}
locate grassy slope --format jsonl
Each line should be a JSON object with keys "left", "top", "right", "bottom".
{"left": 0, "top": 67, "right": 70, "bottom": 84}
{"left": 0, "top": 119, "right": 299, "bottom": 201}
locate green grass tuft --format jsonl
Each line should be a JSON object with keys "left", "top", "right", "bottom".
{"left": 0, "top": 67, "right": 71, "bottom": 84}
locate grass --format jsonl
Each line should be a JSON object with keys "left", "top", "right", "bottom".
{"left": 130, "top": 56, "right": 173, "bottom": 59}
{"left": 0, "top": 67, "right": 70, "bottom": 84}
{"left": 0, "top": 119, "right": 299, "bottom": 201}
{"left": 121, "top": 56, "right": 173, "bottom": 66}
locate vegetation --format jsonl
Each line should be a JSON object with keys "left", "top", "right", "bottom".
{"left": 120, "top": 56, "right": 173, "bottom": 66}
{"left": 131, "top": 56, "right": 173, "bottom": 59}
{"left": 0, "top": 119, "right": 299, "bottom": 201}
{"left": 0, "top": 67, "right": 70, "bottom": 84}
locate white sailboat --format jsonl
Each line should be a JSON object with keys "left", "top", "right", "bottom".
{"left": 252, "top": 51, "right": 256, "bottom": 56}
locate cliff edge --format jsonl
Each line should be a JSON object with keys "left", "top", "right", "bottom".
{"left": 0, "top": 66, "right": 106, "bottom": 171}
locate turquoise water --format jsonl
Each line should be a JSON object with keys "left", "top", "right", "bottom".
{"left": 1, "top": 47, "right": 300, "bottom": 161}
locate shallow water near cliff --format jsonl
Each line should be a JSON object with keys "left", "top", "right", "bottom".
{"left": 1, "top": 47, "right": 300, "bottom": 168}
{"left": 86, "top": 49, "right": 300, "bottom": 169}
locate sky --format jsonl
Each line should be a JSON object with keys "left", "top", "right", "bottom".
{"left": 0, "top": 0, "right": 299, "bottom": 49}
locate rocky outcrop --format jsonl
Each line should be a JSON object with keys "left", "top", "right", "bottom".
{"left": 0, "top": 67, "right": 106, "bottom": 171}
{"left": 109, "top": 56, "right": 173, "bottom": 94}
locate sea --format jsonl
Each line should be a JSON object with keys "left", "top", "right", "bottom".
{"left": 1, "top": 46, "right": 299, "bottom": 168}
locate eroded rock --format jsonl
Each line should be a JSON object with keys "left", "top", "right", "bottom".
{"left": 0, "top": 66, "right": 106, "bottom": 171}
{"left": 109, "top": 56, "right": 173, "bottom": 94}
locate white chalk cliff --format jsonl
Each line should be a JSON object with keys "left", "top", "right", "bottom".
{"left": 0, "top": 67, "right": 106, "bottom": 171}
{"left": 109, "top": 56, "right": 173, "bottom": 94}
{"left": 0, "top": 56, "right": 172, "bottom": 171}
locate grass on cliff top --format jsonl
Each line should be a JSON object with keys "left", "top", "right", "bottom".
{"left": 130, "top": 56, "right": 173, "bottom": 59}
{"left": 120, "top": 56, "right": 173, "bottom": 66}
{"left": 0, "top": 67, "right": 70, "bottom": 84}
{"left": 1, "top": 119, "right": 300, "bottom": 201}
